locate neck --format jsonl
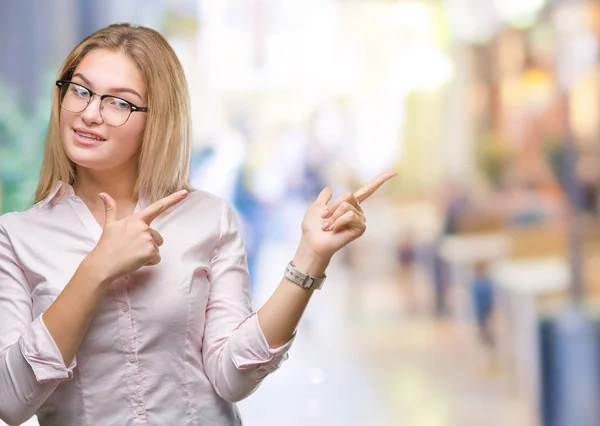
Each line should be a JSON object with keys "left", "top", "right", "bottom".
{"left": 73, "top": 165, "right": 137, "bottom": 209}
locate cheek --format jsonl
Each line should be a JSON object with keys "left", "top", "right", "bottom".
{"left": 59, "top": 109, "right": 73, "bottom": 136}
{"left": 59, "top": 110, "right": 78, "bottom": 152}
{"left": 115, "top": 118, "right": 145, "bottom": 152}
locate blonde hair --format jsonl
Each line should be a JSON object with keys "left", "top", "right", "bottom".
{"left": 35, "top": 23, "right": 192, "bottom": 204}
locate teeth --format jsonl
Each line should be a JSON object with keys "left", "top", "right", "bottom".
{"left": 77, "top": 131, "right": 103, "bottom": 141}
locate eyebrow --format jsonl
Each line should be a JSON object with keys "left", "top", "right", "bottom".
{"left": 72, "top": 73, "right": 144, "bottom": 102}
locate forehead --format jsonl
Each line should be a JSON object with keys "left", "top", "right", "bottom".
{"left": 73, "top": 49, "right": 145, "bottom": 97}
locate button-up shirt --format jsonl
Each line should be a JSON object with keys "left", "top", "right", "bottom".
{"left": 0, "top": 183, "right": 293, "bottom": 425}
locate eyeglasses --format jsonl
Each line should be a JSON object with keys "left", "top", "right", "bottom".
{"left": 55, "top": 80, "right": 148, "bottom": 127}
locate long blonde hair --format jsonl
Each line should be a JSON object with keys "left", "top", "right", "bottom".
{"left": 35, "top": 23, "right": 192, "bottom": 204}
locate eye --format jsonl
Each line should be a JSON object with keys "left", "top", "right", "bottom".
{"left": 113, "top": 98, "right": 131, "bottom": 110}
{"left": 72, "top": 85, "right": 90, "bottom": 98}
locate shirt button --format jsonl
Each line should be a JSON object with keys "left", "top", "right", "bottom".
{"left": 122, "top": 304, "right": 129, "bottom": 313}
{"left": 129, "top": 357, "right": 136, "bottom": 364}
{"left": 135, "top": 407, "right": 144, "bottom": 416}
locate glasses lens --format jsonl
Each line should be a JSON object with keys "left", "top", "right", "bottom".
{"left": 101, "top": 96, "right": 132, "bottom": 126}
{"left": 60, "top": 82, "right": 90, "bottom": 113}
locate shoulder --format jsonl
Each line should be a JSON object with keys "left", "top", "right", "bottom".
{"left": 0, "top": 207, "right": 38, "bottom": 234}
{"left": 0, "top": 193, "right": 67, "bottom": 241}
{"left": 184, "top": 189, "right": 235, "bottom": 216}
{"left": 169, "top": 188, "right": 231, "bottom": 225}
{"left": 186, "top": 188, "right": 227, "bottom": 206}
{"left": 182, "top": 189, "right": 244, "bottom": 232}
{"left": 0, "top": 210, "right": 37, "bottom": 250}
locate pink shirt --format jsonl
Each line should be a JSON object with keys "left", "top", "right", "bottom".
{"left": 0, "top": 182, "right": 293, "bottom": 425}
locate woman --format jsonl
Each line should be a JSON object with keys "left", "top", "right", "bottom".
{"left": 0, "top": 23, "right": 395, "bottom": 425}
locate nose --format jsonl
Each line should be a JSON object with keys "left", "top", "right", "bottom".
{"left": 80, "top": 94, "right": 104, "bottom": 125}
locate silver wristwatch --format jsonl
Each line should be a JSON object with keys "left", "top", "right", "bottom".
{"left": 284, "top": 262, "right": 327, "bottom": 290}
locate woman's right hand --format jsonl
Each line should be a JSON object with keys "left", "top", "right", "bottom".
{"left": 86, "top": 189, "right": 189, "bottom": 283}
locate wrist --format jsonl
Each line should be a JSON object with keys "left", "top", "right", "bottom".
{"left": 292, "top": 240, "right": 331, "bottom": 278}
{"left": 81, "top": 253, "right": 115, "bottom": 289}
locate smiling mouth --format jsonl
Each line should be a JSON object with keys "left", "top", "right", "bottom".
{"left": 73, "top": 129, "right": 106, "bottom": 142}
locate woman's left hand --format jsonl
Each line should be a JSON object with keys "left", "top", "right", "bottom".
{"left": 299, "top": 171, "right": 397, "bottom": 261}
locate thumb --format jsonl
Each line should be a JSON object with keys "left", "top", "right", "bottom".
{"left": 99, "top": 193, "right": 117, "bottom": 225}
{"left": 316, "top": 187, "right": 333, "bottom": 206}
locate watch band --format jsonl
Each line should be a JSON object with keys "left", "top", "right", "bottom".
{"left": 284, "top": 262, "right": 326, "bottom": 290}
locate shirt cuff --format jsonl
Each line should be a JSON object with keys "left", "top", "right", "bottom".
{"left": 229, "top": 312, "right": 295, "bottom": 372}
{"left": 18, "top": 315, "right": 77, "bottom": 384}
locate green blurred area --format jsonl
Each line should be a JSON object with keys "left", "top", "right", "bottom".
{"left": 0, "top": 76, "right": 52, "bottom": 212}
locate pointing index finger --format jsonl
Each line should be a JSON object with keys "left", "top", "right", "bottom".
{"left": 354, "top": 171, "right": 397, "bottom": 203}
{"left": 137, "top": 190, "right": 188, "bottom": 224}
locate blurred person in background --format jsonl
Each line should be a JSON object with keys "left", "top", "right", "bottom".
{"left": 466, "top": 260, "right": 498, "bottom": 378}
{"left": 431, "top": 182, "right": 471, "bottom": 318}
{"left": 396, "top": 228, "right": 419, "bottom": 315}
{"left": 470, "top": 261, "right": 495, "bottom": 351}
{"left": 0, "top": 23, "right": 396, "bottom": 426}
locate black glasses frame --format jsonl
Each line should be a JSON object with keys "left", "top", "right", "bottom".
{"left": 55, "top": 80, "right": 148, "bottom": 126}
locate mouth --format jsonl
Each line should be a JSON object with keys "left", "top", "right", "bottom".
{"left": 73, "top": 128, "right": 107, "bottom": 144}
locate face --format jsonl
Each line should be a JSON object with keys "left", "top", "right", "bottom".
{"left": 59, "top": 49, "right": 147, "bottom": 172}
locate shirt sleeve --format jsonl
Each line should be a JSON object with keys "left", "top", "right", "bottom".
{"left": 0, "top": 219, "right": 76, "bottom": 425}
{"left": 201, "top": 201, "right": 294, "bottom": 403}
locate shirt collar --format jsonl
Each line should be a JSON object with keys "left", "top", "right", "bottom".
{"left": 43, "top": 181, "right": 74, "bottom": 207}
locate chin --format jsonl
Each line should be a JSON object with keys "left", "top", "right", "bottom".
{"left": 68, "top": 154, "right": 111, "bottom": 171}
{"left": 63, "top": 143, "right": 113, "bottom": 171}
{"left": 64, "top": 145, "right": 138, "bottom": 174}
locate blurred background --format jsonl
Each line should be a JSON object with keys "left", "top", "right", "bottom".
{"left": 3, "top": 0, "right": 600, "bottom": 425}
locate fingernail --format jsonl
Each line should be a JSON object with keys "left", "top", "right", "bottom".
{"left": 322, "top": 220, "right": 331, "bottom": 230}
{"left": 321, "top": 209, "right": 328, "bottom": 218}
{"left": 179, "top": 190, "right": 188, "bottom": 197}
{"left": 327, "top": 223, "right": 335, "bottom": 231}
